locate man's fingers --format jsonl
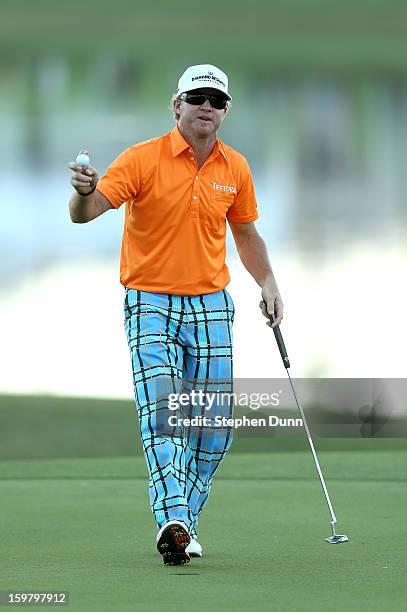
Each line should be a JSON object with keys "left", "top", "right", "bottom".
{"left": 259, "top": 300, "right": 269, "bottom": 317}
{"left": 260, "top": 299, "right": 273, "bottom": 317}
{"left": 68, "top": 152, "right": 98, "bottom": 195}
{"left": 271, "top": 314, "right": 283, "bottom": 327}
{"left": 71, "top": 179, "right": 92, "bottom": 188}
{"left": 260, "top": 299, "right": 276, "bottom": 326}
{"left": 271, "top": 303, "right": 284, "bottom": 327}
{"left": 259, "top": 298, "right": 284, "bottom": 328}
{"left": 71, "top": 174, "right": 92, "bottom": 187}
{"left": 71, "top": 175, "right": 91, "bottom": 183}
{"left": 71, "top": 171, "right": 92, "bottom": 182}
{"left": 69, "top": 162, "right": 88, "bottom": 172}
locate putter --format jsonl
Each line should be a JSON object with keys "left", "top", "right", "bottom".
{"left": 265, "top": 304, "right": 349, "bottom": 544}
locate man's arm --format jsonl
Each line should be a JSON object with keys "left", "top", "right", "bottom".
{"left": 69, "top": 189, "right": 114, "bottom": 223}
{"left": 68, "top": 151, "right": 114, "bottom": 223}
{"left": 228, "top": 220, "right": 284, "bottom": 327}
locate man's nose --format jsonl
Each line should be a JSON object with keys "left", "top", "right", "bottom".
{"left": 200, "top": 98, "right": 212, "bottom": 110}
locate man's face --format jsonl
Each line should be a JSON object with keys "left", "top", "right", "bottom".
{"left": 175, "top": 88, "right": 228, "bottom": 137}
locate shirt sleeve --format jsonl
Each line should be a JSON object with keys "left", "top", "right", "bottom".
{"left": 96, "top": 146, "right": 141, "bottom": 209}
{"left": 227, "top": 156, "right": 259, "bottom": 223}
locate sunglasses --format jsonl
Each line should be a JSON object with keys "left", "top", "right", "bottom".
{"left": 179, "top": 92, "right": 228, "bottom": 110}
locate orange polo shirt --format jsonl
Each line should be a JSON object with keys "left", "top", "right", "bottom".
{"left": 97, "top": 126, "right": 259, "bottom": 295}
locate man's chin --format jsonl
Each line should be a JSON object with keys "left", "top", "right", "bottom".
{"left": 194, "top": 120, "right": 215, "bottom": 134}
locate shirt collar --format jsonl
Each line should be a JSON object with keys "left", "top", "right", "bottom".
{"left": 217, "top": 139, "right": 229, "bottom": 162}
{"left": 170, "top": 126, "right": 229, "bottom": 162}
{"left": 170, "top": 126, "right": 190, "bottom": 157}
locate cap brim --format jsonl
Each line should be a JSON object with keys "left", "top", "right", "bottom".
{"left": 177, "top": 86, "right": 232, "bottom": 101}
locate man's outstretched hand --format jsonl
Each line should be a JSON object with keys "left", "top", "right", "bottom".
{"left": 68, "top": 149, "right": 99, "bottom": 196}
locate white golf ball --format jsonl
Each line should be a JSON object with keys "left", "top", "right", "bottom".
{"left": 76, "top": 153, "right": 90, "bottom": 167}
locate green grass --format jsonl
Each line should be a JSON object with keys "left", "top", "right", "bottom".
{"left": 1, "top": 448, "right": 406, "bottom": 611}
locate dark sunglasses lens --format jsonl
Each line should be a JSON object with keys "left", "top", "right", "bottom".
{"left": 210, "top": 97, "right": 227, "bottom": 109}
{"left": 184, "top": 93, "right": 227, "bottom": 109}
{"left": 186, "top": 95, "right": 206, "bottom": 105}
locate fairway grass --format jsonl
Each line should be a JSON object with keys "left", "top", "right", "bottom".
{"left": 0, "top": 450, "right": 406, "bottom": 612}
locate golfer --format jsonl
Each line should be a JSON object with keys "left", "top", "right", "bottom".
{"left": 68, "top": 64, "right": 283, "bottom": 566}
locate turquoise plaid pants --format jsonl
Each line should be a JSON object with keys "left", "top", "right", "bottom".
{"left": 124, "top": 288, "right": 234, "bottom": 538}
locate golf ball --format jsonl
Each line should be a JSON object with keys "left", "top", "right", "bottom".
{"left": 76, "top": 153, "right": 90, "bottom": 167}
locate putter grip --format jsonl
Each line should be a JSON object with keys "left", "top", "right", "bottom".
{"left": 270, "top": 313, "right": 290, "bottom": 369}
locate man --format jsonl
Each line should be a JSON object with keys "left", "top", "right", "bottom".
{"left": 68, "top": 64, "right": 283, "bottom": 566}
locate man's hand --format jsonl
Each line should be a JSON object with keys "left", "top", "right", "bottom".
{"left": 68, "top": 149, "right": 99, "bottom": 195}
{"left": 259, "top": 275, "right": 284, "bottom": 328}
{"left": 68, "top": 150, "right": 113, "bottom": 223}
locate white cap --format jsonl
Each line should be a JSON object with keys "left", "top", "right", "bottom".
{"left": 176, "top": 64, "right": 232, "bottom": 100}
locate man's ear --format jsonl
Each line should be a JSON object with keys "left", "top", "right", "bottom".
{"left": 174, "top": 98, "right": 182, "bottom": 115}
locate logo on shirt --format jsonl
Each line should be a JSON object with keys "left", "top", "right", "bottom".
{"left": 212, "top": 182, "right": 237, "bottom": 194}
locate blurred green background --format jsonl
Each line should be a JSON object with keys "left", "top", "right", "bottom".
{"left": 1, "top": 0, "right": 406, "bottom": 436}
{"left": 1, "top": 0, "right": 407, "bottom": 402}
{"left": 1, "top": 0, "right": 406, "bottom": 444}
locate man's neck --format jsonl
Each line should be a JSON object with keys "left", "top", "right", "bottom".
{"left": 178, "top": 124, "right": 217, "bottom": 168}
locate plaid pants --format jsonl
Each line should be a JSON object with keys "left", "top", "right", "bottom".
{"left": 124, "top": 288, "right": 234, "bottom": 538}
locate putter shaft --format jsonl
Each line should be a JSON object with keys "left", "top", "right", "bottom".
{"left": 266, "top": 306, "right": 348, "bottom": 543}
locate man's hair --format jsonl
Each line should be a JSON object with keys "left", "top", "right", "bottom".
{"left": 169, "top": 93, "right": 231, "bottom": 122}
{"left": 170, "top": 93, "right": 181, "bottom": 121}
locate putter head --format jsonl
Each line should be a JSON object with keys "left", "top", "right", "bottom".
{"left": 325, "top": 534, "right": 349, "bottom": 544}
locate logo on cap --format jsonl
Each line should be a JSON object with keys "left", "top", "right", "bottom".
{"left": 191, "top": 73, "right": 226, "bottom": 87}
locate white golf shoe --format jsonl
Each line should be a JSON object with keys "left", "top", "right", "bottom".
{"left": 185, "top": 539, "right": 203, "bottom": 558}
{"left": 156, "top": 520, "right": 191, "bottom": 566}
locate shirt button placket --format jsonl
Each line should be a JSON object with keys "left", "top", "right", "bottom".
{"left": 188, "top": 150, "right": 199, "bottom": 220}
{"left": 191, "top": 170, "right": 200, "bottom": 220}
